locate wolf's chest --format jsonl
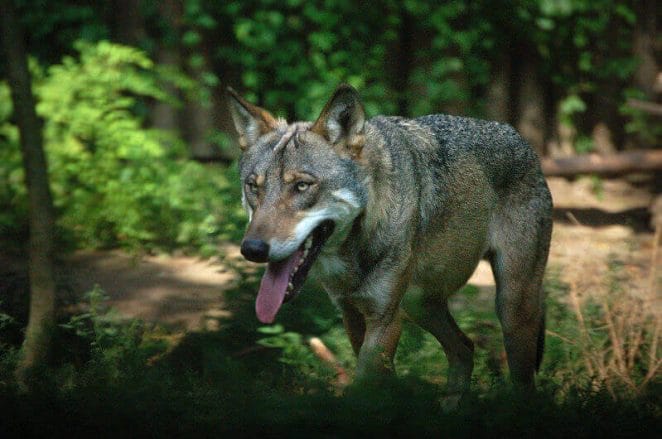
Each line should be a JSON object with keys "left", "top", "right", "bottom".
{"left": 313, "top": 253, "right": 363, "bottom": 298}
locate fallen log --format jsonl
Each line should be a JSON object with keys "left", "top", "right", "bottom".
{"left": 541, "top": 150, "right": 662, "bottom": 177}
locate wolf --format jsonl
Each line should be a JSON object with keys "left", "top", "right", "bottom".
{"left": 227, "top": 84, "right": 553, "bottom": 396}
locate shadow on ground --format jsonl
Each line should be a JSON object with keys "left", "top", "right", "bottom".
{"left": 165, "top": 274, "right": 342, "bottom": 378}
{"left": 553, "top": 206, "right": 651, "bottom": 233}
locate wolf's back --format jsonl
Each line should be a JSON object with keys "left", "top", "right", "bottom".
{"left": 413, "top": 114, "right": 543, "bottom": 192}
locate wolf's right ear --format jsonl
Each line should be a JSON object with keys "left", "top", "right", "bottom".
{"left": 311, "top": 84, "right": 365, "bottom": 158}
{"left": 226, "top": 87, "right": 278, "bottom": 150}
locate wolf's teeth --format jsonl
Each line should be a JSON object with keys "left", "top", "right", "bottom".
{"left": 302, "top": 248, "right": 309, "bottom": 259}
{"left": 304, "top": 236, "right": 312, "bottom": 250}
{"left": 287, "top": 282, "right": 294, "bottom": 291}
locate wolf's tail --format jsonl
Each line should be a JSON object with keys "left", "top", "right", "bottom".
{"left": 535, "top": 309, "right": 546, "bottom": 372}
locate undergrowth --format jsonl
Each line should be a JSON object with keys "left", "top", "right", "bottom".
{"left": 0, "top": 268, "right": 659, "bottom": 437}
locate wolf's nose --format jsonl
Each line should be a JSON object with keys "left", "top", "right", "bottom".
{"left": 240, "top": 239, "right": 270, "bottom": 263}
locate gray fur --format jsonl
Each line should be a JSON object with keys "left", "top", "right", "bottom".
{"left": 228, "top": 85, "right": 553, "bottom": 396}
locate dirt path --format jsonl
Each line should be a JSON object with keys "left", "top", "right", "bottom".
{"left": 546, "top": 177, "right": 659, "bottom": 310}
{"left": 65, "top": 245, "right": 245, "bottom": 330}
{"left": 62, "top": 177, "right": 661, "bottom": 329}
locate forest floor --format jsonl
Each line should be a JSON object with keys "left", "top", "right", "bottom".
{"left": 58, "top": 175, "right": 661, "bottom": 331}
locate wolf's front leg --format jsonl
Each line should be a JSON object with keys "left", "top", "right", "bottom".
{"left": 355, "top": 311, "right": 403, "bottom": 377}
{"left": 340, "top": 303, "right": 366, "bottom": 356}
{"left": 352, "top": 266, "right": 410, "bottom": 379}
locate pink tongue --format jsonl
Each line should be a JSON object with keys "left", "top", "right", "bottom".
{"left": 255, "top": 249, "right": 302, "bottom": 323}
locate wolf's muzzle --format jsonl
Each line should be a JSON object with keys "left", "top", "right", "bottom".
{"left": 241, "top": 239, "right": 270, "bottom": 263}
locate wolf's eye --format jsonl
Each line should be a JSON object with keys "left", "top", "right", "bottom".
{"left": 295, "top": 181, "right": 310, "bottom": 192}
{"left": 246, "top": 181, "right": 258, "bottom": 195}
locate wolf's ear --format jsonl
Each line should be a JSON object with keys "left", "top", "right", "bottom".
{"left": 227, "top": 87, "right": 278, "bottom": 150}
{"left": 311, "top": 84, "right": 365, "bottom": 158}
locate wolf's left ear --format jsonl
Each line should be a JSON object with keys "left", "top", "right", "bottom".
{"left": 227, "top": 87, "right": 278, "bottom": 150}
{"left": 311, "top": 84, "right": 365, "bottom": 158}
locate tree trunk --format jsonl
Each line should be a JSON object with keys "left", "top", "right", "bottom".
{"left": 182, "top": 42, "right": 220, "bottom": 160}
{"left": 152, "top": 47, "right": 181, "bottom": 132}
{"left": 485, "top": 52, "right": 511, "bottom": 123}
{"left": 0, "top": 0, "right": 57, "bottom": 384}
{"left": 629, "top": 0, "right": 659, "bottom": 149}
{"left": 112, "top": 0, "right": 146, "bottom": 45}
{"left": 393, "top": 7, "right": 414, "bottom": 116}
{"left": 515, "top": 54, "right": 547, "bottom": 156}
{"left": 214, "top": 84, "right": 242, "bottom": 162}
{"left": 632, "top": 0, "right": 658, "bottom": 98}
{"left": 150, "top": 0, "right": 182, "bottom": 134}
{"left": 182, "top": 78, "right": 218, "bottom": 159}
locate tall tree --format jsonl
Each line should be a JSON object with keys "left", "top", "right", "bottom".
{"left": 485, "top": 52, "right": 512, "bottom": 123}
{"left": 112, "top": 0, "right": 146, "bottom": 45}
{"left": 151, "top": 0, "right": 182, "bottom": 134}
{"left": 0, "top": 0, "right": 57, "bottom": 384}
{"left": 181, "top": 32, "right": 219, "bottom": 160}
{"left": 632, "top": 0, "right": 658, "bottom": 98}
{"left": 514, "top": 46, "right": 547, "bottom": 156}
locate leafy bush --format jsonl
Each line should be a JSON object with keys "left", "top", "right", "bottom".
{"left": 58, "top": 286, "right": 169, "bottom": 382}
{"left": 0, "top": 41, "right": 244, "bottom": 252}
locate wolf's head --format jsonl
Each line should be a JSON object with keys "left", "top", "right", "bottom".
{"left": 227, "top": 84, "right": 368, "bottom": 323}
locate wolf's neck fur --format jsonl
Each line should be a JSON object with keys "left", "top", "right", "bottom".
{"left": 355, "top": 122, "right": 399, "bottom": 244}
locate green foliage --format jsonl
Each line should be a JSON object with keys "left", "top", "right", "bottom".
{"left": 0, "top": 84, "right": 24, "bottom": 239}
{"left": 256, "top": 323, "right": 338, "bottom": 387}
{"left": 257, "top": 324, "right": 314, "bottom": 367}
{"left": 213, "top": 0, "right": 401, "bottom": 119}
{"left": 529, "top": 0, "right": 637, "bottom": 85}
{"left": 13, "top": 0, "right": 109, "bottom": 65}
{"left": 558, "top": 94, "right": 587, "bottom": 128}
{"left": 590, "top": 175, "right": 605, "bottom": 200}
{"left": 7, "top": 0, "right": 649, "bottom": 162}
{"left": 0, "top": 41, "right": 244, "bottom": 251}
{"left": 620, "top": 88, "right": 662, "bottom": 147}
{"left": 574, "top": 136, "right": 594, "bottom": 154}
{"left": 195, "top": 0, "right": 641, "bottom": 128}
{"left": 206, "top": 0, "right": 513, "bottom": 118}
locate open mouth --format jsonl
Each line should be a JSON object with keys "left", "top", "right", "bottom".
{"left": 284, "top": 220, "right": 335, "bottom": 302}
{"left": 255, "top": 220, "right": 335, "bottom": 323}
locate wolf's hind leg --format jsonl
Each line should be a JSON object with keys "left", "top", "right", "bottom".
{"left": 489, "top": 212, "right": 550, "bottom": 388}
{"left": 403, "top": 292, "right": 474, "bottom": 395}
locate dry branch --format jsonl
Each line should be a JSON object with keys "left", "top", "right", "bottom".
{"left": 308, "top": 337, "right": 350, "bottom": 387}
{"left": 626, "top": 98, "right": 662, "bottom": 116}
